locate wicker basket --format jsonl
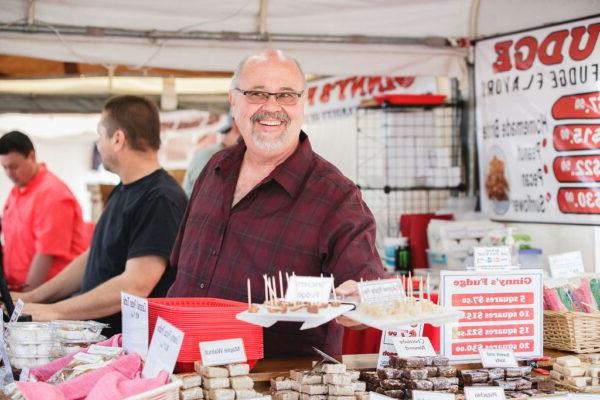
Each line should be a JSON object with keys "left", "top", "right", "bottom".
{"left": 544, "top": 310, "right": 600, "bottom": 353}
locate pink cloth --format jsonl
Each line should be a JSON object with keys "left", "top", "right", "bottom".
{"left": 30, "top": 334, "right": 123, "bottom": 382}
{"left": 86, "top": 370, "right": 169, "bottom": 400}
{"left": 57, "top": 353, "right": 142, "bottom": 400}
{"left": 16, "top": 382, "right": 65, "bottom": 400}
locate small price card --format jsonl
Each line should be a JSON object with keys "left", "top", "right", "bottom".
{"left": 285, "top": 276, "right": 333, "bottom": 303}
{"left": 9, "top": 299, "right": 24, "bottom": 322}
{"left": 121, "top": 292, "right": 149, "bottom": 359}
{"left": 199, "top": 338, "right": 247, "bottom": 366}
{"left": 412, "top": 391, "right": 455, "bottom": 400}
{"left": 358, "top": 278, "right": 406, "bottom": 304}
{"left": 549, "top": 251, "right": 585, "bottom": 278}
{"left": 474, "top": 247, "right": 512, "bottom": 270}
{"left": 464, "top": 386, "right": 505, "bottom": 400}
{"left": 142, "top": 317, "right": 184, "bottom": 378}
{"left": 393, "top": 337, "right": 436, "bottom": 357}
{"left": 479, "top": 348, "right": 518, "bottom": 368}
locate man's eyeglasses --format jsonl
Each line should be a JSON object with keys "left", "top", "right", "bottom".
{"left": 234, "top": 88, "right": 303, "bottom": 106}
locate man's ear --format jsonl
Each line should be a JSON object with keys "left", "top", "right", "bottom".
{"left": 27, "top": 151, "right": 36, "bottom": 163}
{"left": 112, "top": 129, "right": 127, "bottom": 151}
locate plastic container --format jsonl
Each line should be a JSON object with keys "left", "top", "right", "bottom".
{"left": 50, "top": 320, "right": 107, "bottom": 341}
{"left": 5, "top": 322, "right": 54, "bottom": 343}
{"left": 519, "top": 248, "right": 543, "bottom": 269}
{"left": 8, "top": 353, "right": 53, "bottom": 369}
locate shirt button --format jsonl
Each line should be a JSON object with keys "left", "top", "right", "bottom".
{"left": 200, "top": 283, "right": 205, "bottom": 289}
{"left": 211, "top": 250, "right": 217, "bottom": 256}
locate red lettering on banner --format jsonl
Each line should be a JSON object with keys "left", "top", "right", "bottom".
{"left": 570, "top": 24, "right": 600, "bottom": 61}
{"left": 394, "top": 77, "right": 415, "bottom": 88}
{"left": 538, "top": 29, "right": 569, "bottom": 66}
{"left": 336, "top": 78, "right": 354, "bottom": 101}
{"left": 306, "top": 86, "right": 318, "bottom": 106}
{"left": 491, "top": 22, "right": 600, "bottom": 73}
{"left": 350, "top": 77, "right": 367, "bottom": 97}
{"left": 514, "top": 36, "right": 537, "bottom": 70}
{"left": 379, "top": 77, "right": 396, "bottom": 92}
{"left": 319, "top": 83, "right": 334, "bottom": 104}
{"left": 493, "top": 40, "right": 513, "bottom": 73}
{"left": 367, "top": 77, "right": 382, "bottom": 95}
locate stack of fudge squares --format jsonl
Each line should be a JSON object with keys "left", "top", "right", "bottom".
{"left": 270, "top": 362, "right": 368, "bottom": 400}
{"left": 460, "top": 365, "right": 556, "bottom": 398}
{"left": 361, "top": 355, "right": 459, "bottom": 399}
{"left": 551, "top": 354, "right": 600, "bottom": 389}
{"left": 173, "top": 362, "right": 263, "bottom": 400}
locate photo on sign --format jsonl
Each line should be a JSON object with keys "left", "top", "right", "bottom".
{"left": 485, "top": 146, "right": 510, "bottom": 215}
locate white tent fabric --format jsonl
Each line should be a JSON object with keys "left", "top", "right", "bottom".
{"left": 2, "top": 0, "right": 599, "bottom": 78}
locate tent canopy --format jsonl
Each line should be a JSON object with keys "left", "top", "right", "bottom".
{"left": 2, "top": 0, "right": 598, "bottom": 79}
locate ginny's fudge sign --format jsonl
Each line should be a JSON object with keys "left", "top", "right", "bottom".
{"left": 475, "top": 16, "right": 600, "bottom": 224}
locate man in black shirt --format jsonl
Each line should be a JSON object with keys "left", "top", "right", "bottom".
{"left": 14, "top": 95, "right": 187, "bottom": 336}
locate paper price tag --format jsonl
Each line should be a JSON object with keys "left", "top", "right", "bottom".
{"left": 479, "top": 348, "right": 518, "bottom": 368}
{"left": 9, "top": 299, "right": 24, "bottom": 323}
{"left": 464, "top": 386, "right": 505, "bottom": 400}
{"left": 358, "top": 278, "right": 406, "bottom": 304}
{"left": 393, "top": 337, "right": 435, "bottom": 357}
{"left": 199, "top": 338, "right": 247, "bottom": 366}
{"left": 473, "top": 246, "right": 512, "bottom": 270}
{"left": 412, "top": 391, "right": 455, "bottom": 400}
{"left": 549, "top": 251, "right": 585, "bottom": 278}
{"left": 0, "top": 340, "right": 14, "bottom": 384}
{"left": 142, "top": 317, "right": 184, "bottom": 378}
{"left": 285, "top": 276, "right": 333, "bottom": 303}
{"left": 18, "top": 367, "right": 29, "bottom": 382}
{"left": 121, "top": 292, "right": 149, "bottom": 360}
{"left": 377, "top": 326, "right": 423, "bottom": 368}
{"left": 369, "top": 393, "right": 396, "bottom": 400}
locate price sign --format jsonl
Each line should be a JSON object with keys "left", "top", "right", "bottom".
{"left": 479, "top": 348, "right": 518, "bottom": 368}
{"left": 464, "top": 386, "right": 505, "bottom": 400}
{"left": 439, "top": 269, "right": 543, "bottom": 363}
{"left": 548, "top": 251, "right": 585, "bottom": 278}
{"left": 121, "top": 292, "right": 149, "bottom": 359}
{"left": 142, "top": 317, "right": 184, "bottom": 378}
{"left": 412, "top": 391, "right": 455, "bottom": 400}
{"left": 285, "top": 276, "right": 333, "bottom": 303}
{"left": 377, "top": 325, "right": 423, "bottom": 368}
{"left": 199, "top": 338, "right": 247, "bottom": 366}
{"left": 358, "top": 278, "right": 406, "bottom": 304}
{"left": 393, "top": 337, "right": 436, "bottom": 357}
{"left": 558, "top": 187, "right": 600, "bottom": 214}
{"left": 473, "top": 247, "right": 513, "bottom": 270}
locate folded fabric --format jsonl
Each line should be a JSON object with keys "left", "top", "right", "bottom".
{"left": 86, "top": 370, "right": 169, "bottom": 400}
{"left": 30, "top": 334, "right": 123, "bottom": 382}
{"left": 16, "top": 381, "right": 65, "bottom": 400}
{"left": 57, "top": 353, "right": 142, "bottom": 400}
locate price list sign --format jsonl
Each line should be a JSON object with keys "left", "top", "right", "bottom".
{"left": 439, "top": 270, "right": 543, "bottom": 363}
{"left": 475, "top": 16, "right": 600, "bottom": 224}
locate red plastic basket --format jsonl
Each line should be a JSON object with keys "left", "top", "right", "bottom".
{"left": 148, "top": 298, "right": 263, "bottom": 369}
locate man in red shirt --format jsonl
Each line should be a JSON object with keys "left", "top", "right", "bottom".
{"left": 168, "top": 49, "right": 385, "bottom": 357}
{"left": 0, "top": 131, "right": 88, "bottom": 291}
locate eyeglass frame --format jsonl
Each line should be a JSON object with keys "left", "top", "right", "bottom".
{"left": 233, "top": 87, "right": 304, "bottom": 105}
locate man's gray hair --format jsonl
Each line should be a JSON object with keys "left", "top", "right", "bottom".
{"left": 230, "top": 50, "right": 307, "bottom": 90}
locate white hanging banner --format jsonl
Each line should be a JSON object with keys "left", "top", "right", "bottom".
{"left": 475, "top": 16, "right": 600, "bottom": 224}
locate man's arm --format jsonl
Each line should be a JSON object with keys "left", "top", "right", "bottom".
{"left": 13, "top": 249, "right": 89, "bottom": 305}
{"left": 22, "top": 255, "right": 167, "bottom": 321}
{"left": 22, "top": 253, "right": 54, "bottom": 291}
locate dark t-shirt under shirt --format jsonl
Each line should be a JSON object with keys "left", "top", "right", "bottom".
{"left": 81, "top": 169, "right": 187, "bottom": 337}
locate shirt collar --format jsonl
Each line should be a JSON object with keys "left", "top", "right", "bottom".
{"left": 16, "top": 163, "right": 47, "bottom": 195}
{"left": 214, "top": 131, "right": 313, "bottom": 199}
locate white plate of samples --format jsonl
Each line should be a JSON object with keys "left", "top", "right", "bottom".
{"left": 342, "top": 274, "right": 463, "bottom": 330}
{"left": 236, "top": 273, "right": 355, "bottom": 330}
{"left": 343, "top": 300, "right": 463, "bottom": 331}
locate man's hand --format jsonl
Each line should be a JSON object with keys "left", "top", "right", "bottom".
{"left": 21, "top": 303, "right": 61, "bottom": 321}
{"left": 334, "top": 279, "right": 368, "bottom": 330}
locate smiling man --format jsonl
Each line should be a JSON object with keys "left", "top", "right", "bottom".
{"left": 167, "top": 49, "right": 384, "bottom": 357}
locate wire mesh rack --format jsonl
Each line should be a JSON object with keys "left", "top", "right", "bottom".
{"left": 357, "top": 104, "right": 466, "bottom": 236}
